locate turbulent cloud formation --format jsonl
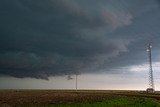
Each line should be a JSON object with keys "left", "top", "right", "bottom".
{"left": 0, "top": 0, "right": 160, "bottom": 79}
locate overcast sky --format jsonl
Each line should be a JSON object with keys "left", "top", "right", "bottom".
{"left": 0, "top": 0, "right": 160, "bottom": 90}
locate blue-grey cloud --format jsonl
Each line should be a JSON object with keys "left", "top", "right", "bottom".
{"left": 0, "top": 0, "right": 160, "bottom": 79}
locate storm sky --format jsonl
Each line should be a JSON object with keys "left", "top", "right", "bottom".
{"left": 0, "top": 0, "right": 160, "bottom": 90}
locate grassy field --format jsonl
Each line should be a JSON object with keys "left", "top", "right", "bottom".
{"left": 0, "top": 90, "right": 160, "bottom": 107}
{"left": 44, "top": 96, "right": 160, "bottom": 107}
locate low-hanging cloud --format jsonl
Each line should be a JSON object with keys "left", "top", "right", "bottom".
{"left": 0, "top": 0, "right": 160, "bottom": 79}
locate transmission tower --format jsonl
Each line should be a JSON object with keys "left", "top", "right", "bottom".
{"left": 146, "top": 44, "right": 154, "bottom": 93}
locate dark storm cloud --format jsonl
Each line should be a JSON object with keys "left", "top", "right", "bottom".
{"left": 0, "top": 0, "right": 160, "bottom": 79}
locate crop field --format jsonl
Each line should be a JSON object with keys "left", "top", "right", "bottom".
{"left": 0, "top": 90, "right": 160, "bottom": 107}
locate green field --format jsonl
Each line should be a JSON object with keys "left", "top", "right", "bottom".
{"left": 0, "top": 90, "right": 160, "bottom": 107}
{"left": 45, "top": 96, "right": 160, "bottom": 107}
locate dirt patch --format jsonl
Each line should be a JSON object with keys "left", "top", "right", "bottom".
{"left": 0, "top": 90, "right": 159, "bottom": 107}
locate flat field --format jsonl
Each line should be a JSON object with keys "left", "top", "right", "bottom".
{"left": 0, "top": 90, "right": 160, "bottom": 107}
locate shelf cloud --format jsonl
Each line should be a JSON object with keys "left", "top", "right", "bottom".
{"left": 0, "top": 0, "right": 160, "bottom": 79}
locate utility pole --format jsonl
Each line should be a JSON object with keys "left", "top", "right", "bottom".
{"left": 76, "top": 73, "right": 77, "bottom": 91}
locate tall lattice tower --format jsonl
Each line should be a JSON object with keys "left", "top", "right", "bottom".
{"left": 146, "top": 44, "right": 154, "bottom": 93}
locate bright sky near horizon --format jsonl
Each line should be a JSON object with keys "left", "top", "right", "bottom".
{"left": 0, "top": 0, "right": 160, "bottom": 90}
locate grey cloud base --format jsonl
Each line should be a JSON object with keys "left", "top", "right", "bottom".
{"left": 0, "top": 0, "right": 160, "bottom": 79}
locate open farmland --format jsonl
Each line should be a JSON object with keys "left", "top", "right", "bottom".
{"left": 0, "top": 90, "right": 160, "bottom": 107}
